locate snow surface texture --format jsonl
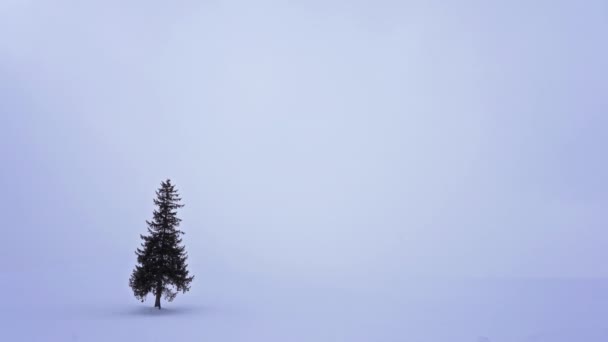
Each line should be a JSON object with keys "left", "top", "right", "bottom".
{"left": 2, "top": 0, "right": 608, "bottom": 341}
{"left": 3, "top": 269, "right": 608, "bottom": 341}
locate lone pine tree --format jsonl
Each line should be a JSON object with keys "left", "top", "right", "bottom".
{"left": 129, "top": 179, "right": 194, "bottom": 309}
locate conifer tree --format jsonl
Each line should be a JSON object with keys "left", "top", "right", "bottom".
{"left": 129, "top": 179, "right": 194, "bottom": 309}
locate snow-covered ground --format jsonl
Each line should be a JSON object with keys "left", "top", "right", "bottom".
{"left": 4, "top": 264, "right": 608, "bottom": 342}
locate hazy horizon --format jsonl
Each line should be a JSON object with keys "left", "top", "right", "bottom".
{"left": 2, "top": 0, "right": 607, "bottom": 281}
{"left": 2, "top": 1, "right": 608, "bottom": 341}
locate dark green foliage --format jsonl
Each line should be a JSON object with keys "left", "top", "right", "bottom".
{"left": 129, "top": 179, "right": 194, "bottom": 309}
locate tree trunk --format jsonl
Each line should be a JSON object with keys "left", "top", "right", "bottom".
{"left": 154, "top": 282, "right": 162, "bottom": 309}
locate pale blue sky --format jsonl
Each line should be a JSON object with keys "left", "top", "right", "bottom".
{"left": 1, "top": 0, "right": 607, "bottom": 280}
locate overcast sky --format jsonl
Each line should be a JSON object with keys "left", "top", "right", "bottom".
{"left": 1, "top": 0, "right": 607, "bottom": 280}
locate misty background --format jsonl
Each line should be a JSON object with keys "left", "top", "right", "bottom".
{"left": 1, "top": 1, "right": 607, "bottom": 341}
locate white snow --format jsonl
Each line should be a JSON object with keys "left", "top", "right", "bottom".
{"left": 3, "top": 265, "right": 608, "bottom": 342}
